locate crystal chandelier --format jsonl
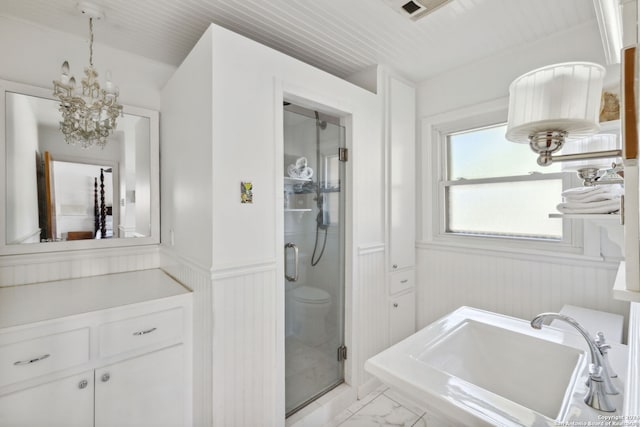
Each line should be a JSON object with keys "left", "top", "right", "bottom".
{"left": 52, "top": 6, "right": 122, "bottom": 149}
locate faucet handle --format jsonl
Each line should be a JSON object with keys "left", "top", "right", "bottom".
{"left": 595, "top": 332, "right": 612, "bottom": 352}
{"left": 585, "top": 364, "right": 616, "bottom": 412}
{"left": 594, "top": 332, "right": 618, "bottom": 381}
{"left": 588, "top": 363, "right": 604, "bottom": 380}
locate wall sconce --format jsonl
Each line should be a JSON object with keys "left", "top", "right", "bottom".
{"left": 560, "top": 134, "right": 622, "bottom": 186}
{"left": 505, "top": 62, "right": 621, "bottom": 167}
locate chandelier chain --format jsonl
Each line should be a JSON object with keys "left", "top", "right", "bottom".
{"left": 89, "top": 18, "right": 94, "bottom": 67}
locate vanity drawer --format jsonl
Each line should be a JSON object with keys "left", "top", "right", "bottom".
{"left": 0, "top": 328, "right": 89, "bottom": 388}
{"left": 390, "top": 270, "right": 414, "bottom": 295}
{"left": 99, "top": 308, "right": 183, "bottom": 358}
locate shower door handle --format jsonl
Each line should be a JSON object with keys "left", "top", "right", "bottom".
{"left": 285, "top": 242, "right": 299, "bottom": 282}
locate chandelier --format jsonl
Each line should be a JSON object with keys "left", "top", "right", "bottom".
{"left": 52, "top": 5, "right": 122, "bottom": 149}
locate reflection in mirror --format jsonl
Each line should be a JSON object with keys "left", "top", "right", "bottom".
{"left": 6, "top": 91, "right": 152, "bottom": 245}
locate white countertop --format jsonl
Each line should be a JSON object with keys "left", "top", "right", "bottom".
{"left": 0, "top": 269, "right": 190, "bottom": 329}
{"left": 365, "top": 306, "right": 628, "bottom": 427}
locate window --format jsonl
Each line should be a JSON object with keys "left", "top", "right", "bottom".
{"left": 443, "top": 123, "right": 566, "bottom": 240}
{"left": 422, "top": 99, "right": 586, "bottom": 257}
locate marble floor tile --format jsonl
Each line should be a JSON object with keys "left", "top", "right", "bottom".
{"left": 411, "top": 416, "right": 428, "bottom": 427}
{"left": 324, "top": 409, "right": 354, "bottom": 427}
{"left": 382, "top": 389, "right": 426, "bottom": 418}
{"left": 337, "top": 395, "right": 422, "bottom": 427}
{"left": 343, "top": 386, "right": 388, "bottom": 414}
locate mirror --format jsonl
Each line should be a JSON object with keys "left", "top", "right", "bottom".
{"left": 0, "top": 80, "right": 159, "bottom": 254}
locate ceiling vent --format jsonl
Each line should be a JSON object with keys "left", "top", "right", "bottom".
{"left": 385, "top": 0, "right": 453, "bottom": 21}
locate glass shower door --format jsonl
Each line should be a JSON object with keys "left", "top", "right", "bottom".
{"left": 283, "top": 104, "right": 345, "bottom": 416}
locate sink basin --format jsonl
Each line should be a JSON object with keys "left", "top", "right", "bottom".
{"left": 365, "top": 307, "right": 627, "bottom": 426}
{"left": 414, "top": 319, "right": 582, "bottom": 419}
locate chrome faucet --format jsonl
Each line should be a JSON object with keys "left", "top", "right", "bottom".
{"left": 595, "top": 331, "right": 618, "bottom": 380}
{"left": 531, "top": 313, "right": 618, "bottom": 413}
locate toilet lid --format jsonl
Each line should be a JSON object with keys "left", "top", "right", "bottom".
{"left": 292, "top": 286, "right": 330, "bottom": 304}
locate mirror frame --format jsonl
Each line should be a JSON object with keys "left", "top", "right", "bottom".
{"left": 0, "top": 79, "right": 160, "bottom": 255}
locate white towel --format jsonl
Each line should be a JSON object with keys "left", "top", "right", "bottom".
{"left": 561, "top": 185, "right": 623, "bottom": 202}
{"left": 287, "top": 164, "right": 313, "bottom": 179}
{"left": 556, "top": 199, "right": 621, "bottom": 214}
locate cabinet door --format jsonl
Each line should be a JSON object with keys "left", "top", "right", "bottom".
{"left": 0, "top": 370, "right": 93, "bottom": 427}
{"left": 389, "top": 76, "right": 416, "bottom": 271}
{"left": 390, "top": 291, "right": 415, "bottom": 345}
{"left": 95, "top": 345, "right": 184, "bottom": 427}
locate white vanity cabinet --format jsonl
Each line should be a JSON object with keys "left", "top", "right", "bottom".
{"left": 385, "top": 72, "right": 417, "bottom": 345}
{"left": 0, "top": 370, "right": 94, "bottom": 427}
{"left": 387, "top": 75, "right": 416, "bottom": 273}
{"left": 95, "top": 345, "right": 185, "bottom": 427}
{"left": 389, "top": 290, "right": 416, "bottom": 344}
{"left": 0, "top": 269, "right": 192, "bottom": 427}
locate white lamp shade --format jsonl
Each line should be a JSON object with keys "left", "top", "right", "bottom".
{"left": 506, "top": 62, "right": 606, "bottom": 143}
{"left": 560, "top": 133, "right": 620, "bottom": 171}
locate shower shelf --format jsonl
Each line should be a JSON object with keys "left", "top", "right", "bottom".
{"left": 284, "top": 177, "right": 312, "bottom": 183}
{"left": 285, "top": 208, "right": 312, "bottom": 212}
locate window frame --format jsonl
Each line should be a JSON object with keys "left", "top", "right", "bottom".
{"left": 421, "top": 97, "right": 585, "bottom": 256}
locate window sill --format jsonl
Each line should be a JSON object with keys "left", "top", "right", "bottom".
{"left": 416, "top": 238, "right": 621, "bottom": 268}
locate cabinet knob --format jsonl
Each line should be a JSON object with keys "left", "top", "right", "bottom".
{"left": 78, "top": 379, "right": 88, "bottom": 389}
{"left": 101, "top": 373, "right": 110, "bottom": 383}
{"left": 393, "top": 303, "right": 399, "bottom": 308}
{"left": 392, "top": 264, "right": 398, "bottom": 269}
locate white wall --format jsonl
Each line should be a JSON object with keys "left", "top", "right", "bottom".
{"left": 53, "top": 161, "right": 112, "bottom": 238}
{"left": 161, "top": 31, "right": 214, "bottom": 270}
{"left": 416, "top": 20, "right": 630, "bottom": 330}
{"left": 0, "top": 15, "right": 175, "bottom": 110}
{"left": 161, "top": 23, "right": 382, "bottom": 426}
{"left": 5, "top": 93, "right": 40, "bottom": 244}
{"left": 135, "top": 118, "right": 151, "bottom": 236}
{"left": 416, "top": 21, "right": 606, "bottom": 118}
{"left": 38, "top": 124, "right": 122, "bottom": 164}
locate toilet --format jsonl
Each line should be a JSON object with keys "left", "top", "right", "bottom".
{"left": 292, "top": 285, "right": 332, "bottom": 346}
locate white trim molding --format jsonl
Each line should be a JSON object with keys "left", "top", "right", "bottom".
{"left": 416, "top": 241, "right": 620, "bottom": 269}
{"left": 357, "top": 242, "right": 385, "bottom": 255}
{"left": 593, "top": 0, "right": 623, "bottom": 64}
{"left": 624, "top": 302, "right": 640, "bottom": 417}
{"left": 211, "top": 260, "right": 278, "bottom": 280}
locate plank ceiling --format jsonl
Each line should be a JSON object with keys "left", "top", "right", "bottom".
{"left": 0, "top": 0, "right": 597, "bottom": 82}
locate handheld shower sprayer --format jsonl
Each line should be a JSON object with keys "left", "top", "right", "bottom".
{"left": 311, "top": 111, "right": 328, "bottom": 266}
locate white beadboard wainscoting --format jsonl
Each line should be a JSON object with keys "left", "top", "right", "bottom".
{"left": 211, "top": 265, "right": 278, "bottom": 426}
{"left": 0, "top": 245, "right": 160, "bottom": 287}
{"left": 416, "top": 244, "right": 630, "bottom": 336}
{"left": 161, "top": 248, "right": 214, "bottom": 427}
{"left": 162, "top": 247, "right": 278, "bottom": 427}
{"left": 356, "top": 244, "right": 388, "bottom": 397}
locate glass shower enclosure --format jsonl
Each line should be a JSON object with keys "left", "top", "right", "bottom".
{"left": 283, "top": 103, "right": 346, "bottom": 416}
